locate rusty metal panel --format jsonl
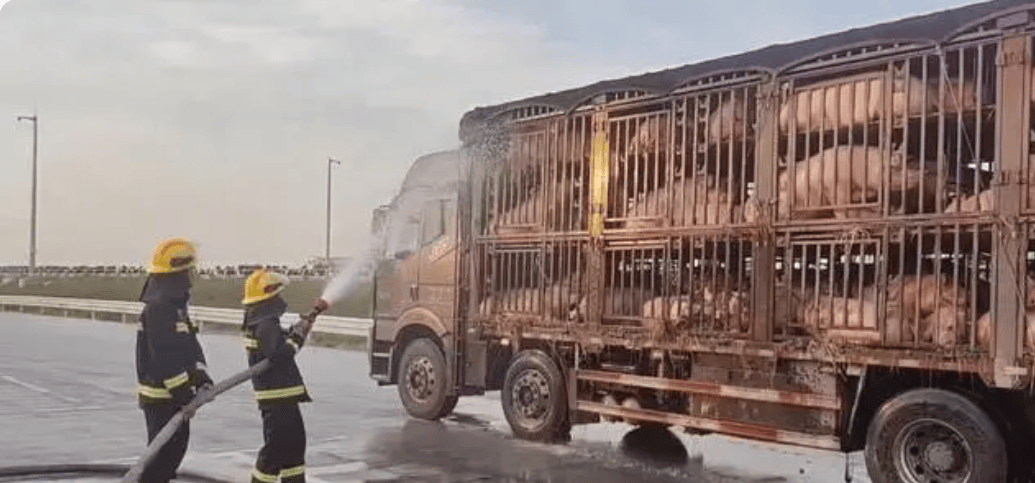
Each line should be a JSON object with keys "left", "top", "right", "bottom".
{"left": 992, "top": 34, "right": 1030, "bottom": 388}
{"left": 577, "top": 369, "right": 839, "bottom": 410}
{"left": 752, "top": 81, "right": 779, "bottom": 342}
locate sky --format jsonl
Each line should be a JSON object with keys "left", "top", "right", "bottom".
{"left": 0, "top": 0, "right": 976, "bottom": 266}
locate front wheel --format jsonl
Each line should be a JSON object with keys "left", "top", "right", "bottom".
{"left": 397, "top": 338, "right": 452, "bottom": 421}
{"left": 437, "top": 395, "right": 459, "bottom": 419}
{"left": 864, "top": 388, "right": 1007, "bottom": 483}
{"left": 501, "top": 350, "right": 569, "bottom": 442}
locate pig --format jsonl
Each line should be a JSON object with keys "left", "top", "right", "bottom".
{"left": 1027, "top": 274, "right": 1035, "bottom": 310}
{"left": 625, "top": 116, "right": 669, "bottom": 160}
{"left": 944, "top": 188, "right": 995, "bottom": 213}
{"left": 641, "top": 286, "right": 749, "bottom": 335}
{"left": 800, "top": 296, "right": 879, "bottom": 338}
{"left": 944, "top": 183, "right": 1035, "bottom": 214}
{"left": 976, "top": 310, "right": 1035, "bottom": 353}
{"left": 478, "top": 280, "right": 584, "bottom": 321}
{"left": 706, "top": 93, "right": 749, "bottom": 145}
{"left": 494, "top": 180, "right": 573, "bottom": 235}
{"left": 875, "top": 274, "right": 970, "bottom": 347}
{"left": 622, "top": 175, "right": 740, "bottom": 228}
{"left": 792, "top": 274, "right": 971, "bottom": 348}
{"left": 916, "top": 305, "right": 969, "bottom": 348}
{"left": 937, "top": 78, "right": 980, "bottom": 114}
{"left": 779, "top": 67, "right": 934, "bottom": 134}
{"left": 642, "top": 295, "right": 687, "bottom": 321}
{"left": 568, "top": 287, "right": 654, "bottom": 325}
{"left": 694, "top": 286, "right": 750, "bottom": 332}
{"left": 776, "top": 145, "right": 930, "bottom": 220}
{"left": 603, "top": 287, "right": 654, "bottom": 318}
{"left": 974, "top": 274, "right": 1035, "bottom": 349}
{"left": 640, "top": 296, "right": 679, "bottom": 339}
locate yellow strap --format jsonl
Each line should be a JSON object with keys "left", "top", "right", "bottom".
{"left": 163, "top": 371, "right": 190, "bottom": 389}
{"left": 137, "top": 384, "right": 172, "bottom": 399}
{"left": 175, "top": 322, "right": 191, "bottom": 333}
{"left": 243, "top": 337, "right": 259, "bottom": 349}
{"left": 280, "top": 465, "right": 305, "bottom": 478}
{"left": 254, "top": 385, "right": 306, "bottom": 400}
{"left": 251, "top": 469, "right": 278, "bottom": 483}
{"left": 588, "top": 108, "right": 609, "bottom": 237}
{"left": 287, "top": 339, "right": 300, "bottom": 353}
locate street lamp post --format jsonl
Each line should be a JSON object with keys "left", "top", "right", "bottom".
{"left": 16, "top": 115, "right": 38, "bottom": 276}
{"left": 326, "top": 157, "right": 341, "bottom": 268}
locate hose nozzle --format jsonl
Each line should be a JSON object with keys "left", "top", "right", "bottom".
{"left": 301, "top": 297, "right": 330, "bottom": 322}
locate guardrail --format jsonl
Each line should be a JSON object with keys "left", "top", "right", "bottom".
{"left": 0, "top": 295, "right": 372, "bottom": 339}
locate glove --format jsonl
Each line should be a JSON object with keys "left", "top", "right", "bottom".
{"left": 193, "top": 369, "right": 214, "bottom": 393}
{"left": 287, "top": 322, "right": 307, "bottom": 352}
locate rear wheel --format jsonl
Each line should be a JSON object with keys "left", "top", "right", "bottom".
{"left": 501, "top": 349, "right": 569, "bottom": 442}
{"left": 397, "top": 338, "right": 452, "bottom": 421}
{"left": 864, "top": 388, "right": 1007, "bottom": 483}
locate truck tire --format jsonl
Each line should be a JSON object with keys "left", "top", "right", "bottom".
{"left": 436, "top": 395, "right": 459, "bottom": 419}
{"left": 397, "top": 338, "right": 452, "bottom": 421}
{"left": 864, "top": 387, "right": 1007, "bottom": 483}
{"left": 501, "top": 350, "right": 569, "bottom": 442}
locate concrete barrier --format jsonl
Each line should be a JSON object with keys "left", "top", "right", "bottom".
{"left": 0, "top": 295, "right": 372, "bottom": 348}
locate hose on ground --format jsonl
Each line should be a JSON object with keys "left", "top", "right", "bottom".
{"left": 0, "top": 463, "right": 234, "bottom": 482}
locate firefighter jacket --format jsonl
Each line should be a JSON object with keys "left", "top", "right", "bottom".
{"left": 135, "top": 272, "right": 211, "bottom": 407}
{"left": 242, "top": 296, "right": 312, "bottom": 408}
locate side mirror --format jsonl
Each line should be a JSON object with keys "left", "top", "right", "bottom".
{"left": 394, "top": 250, "right": 413, "bottom": 260}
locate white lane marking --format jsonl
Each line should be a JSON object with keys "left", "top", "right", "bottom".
{"left": 1, "top": 374, "right": 81, "bottom": 403}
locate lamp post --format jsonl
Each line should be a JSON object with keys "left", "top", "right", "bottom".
{"left": 16, "top": 114, "right": 38, "bottom": 276}
{"left": 326, "top": 157, "right": 341, "bottom": 268}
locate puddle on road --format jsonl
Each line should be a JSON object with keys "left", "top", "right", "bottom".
{"left": 447, "top": 396, "right": 871, "bottom": 483}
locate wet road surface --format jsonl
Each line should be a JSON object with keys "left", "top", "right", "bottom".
{"left": 0, "top": 313, "right": 872, "bottom": 482}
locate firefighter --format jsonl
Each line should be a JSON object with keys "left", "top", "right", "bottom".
{"left": 135, "top": 238, "right": 214, "bottom": 483}
{"left": 241, "top": 269, "right": 311, "bottom": 483}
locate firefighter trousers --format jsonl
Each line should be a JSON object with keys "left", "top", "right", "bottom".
{"left": 141, "top": 403, "right": 191, "bottom": 483}
{"left": 251, "top": 403, "right": 306, "bottom": 483}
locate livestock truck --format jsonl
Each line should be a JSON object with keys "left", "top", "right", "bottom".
{"left": 367, "top": 1, "right": 1035, "bottom": 481}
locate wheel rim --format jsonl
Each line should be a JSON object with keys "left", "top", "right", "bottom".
{"left": 509, "top": 368, "right": 552, "bottom": 431}
{"left": 892, "top": 418, "right": 974, "bottom": 483}
{"left": 405, "top": 355, "right": 436, "bottom": 403}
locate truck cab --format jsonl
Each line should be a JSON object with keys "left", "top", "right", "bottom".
{"left": 368, "top": 150, "right": 465, "bottom": 419}
{"left": 367, "top": 3, "right": 1035, "bottom": 481}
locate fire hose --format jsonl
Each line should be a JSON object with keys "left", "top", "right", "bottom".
{"left": 118, "top": 299, "right": 330, "bottom": 483}
{"left": 0, "top": 464, "right": 230, "bottom": 482}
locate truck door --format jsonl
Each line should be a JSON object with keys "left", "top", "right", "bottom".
{"left": 369, "top": 210, "right": 421, "bottom": 381}
{"left": 416, "top": 197, "right": 458, "bottom": 325}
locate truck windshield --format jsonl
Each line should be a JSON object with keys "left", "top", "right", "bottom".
{"left": 378, "top": 201, "right": 421, "bottom": 260}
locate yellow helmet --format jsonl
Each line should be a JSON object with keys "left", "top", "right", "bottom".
{"left": 148, "top": 238, "right": 197, "bottom": 274}
{"left": 242, "top": 269, "right": 289, "bottom": 305}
